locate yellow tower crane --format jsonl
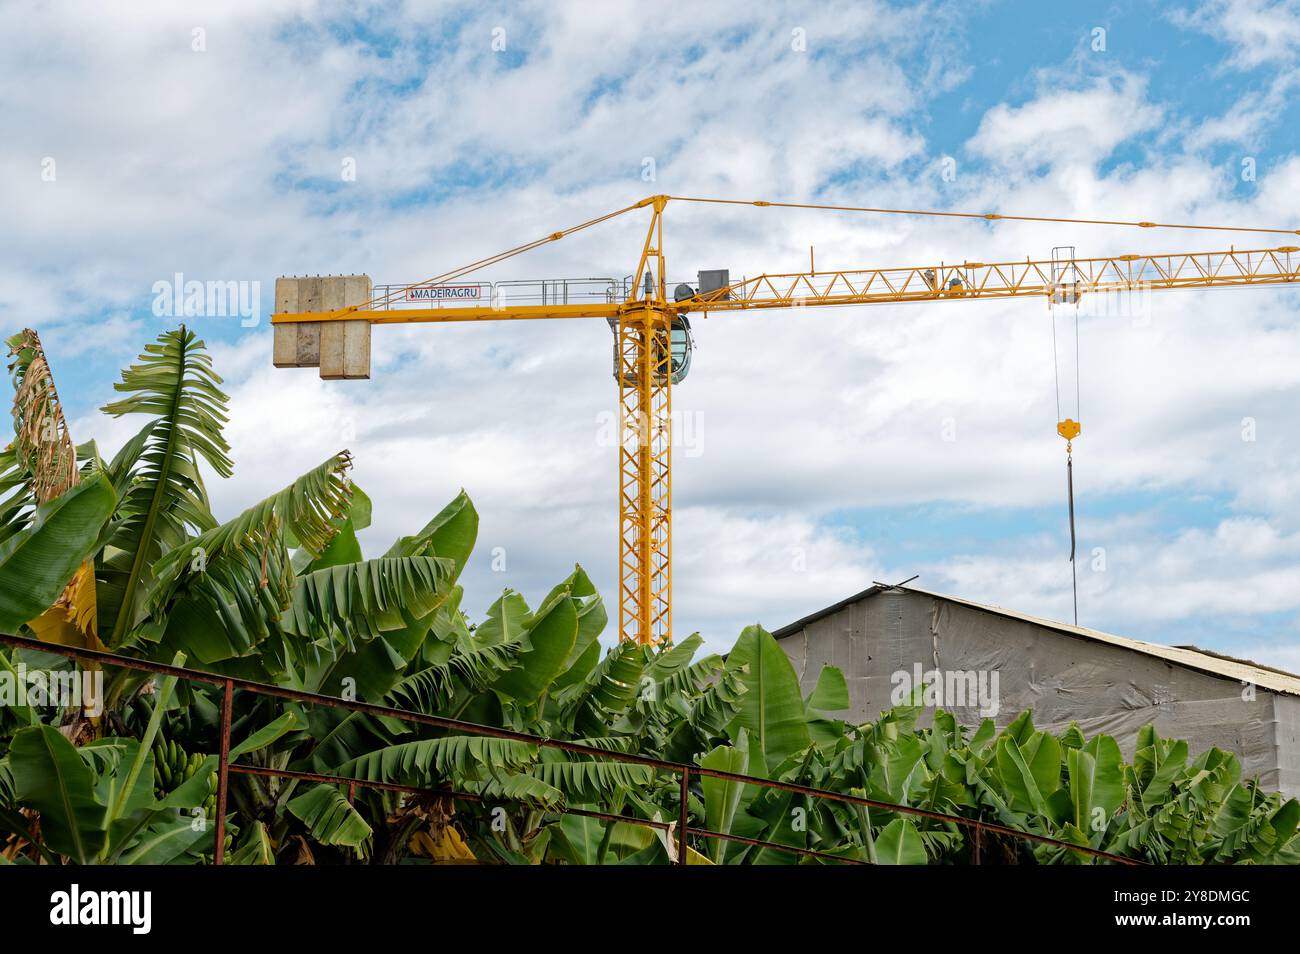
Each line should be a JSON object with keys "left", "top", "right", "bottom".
{"left": 272, "top": 194, "right": 1300, "bottom": 646}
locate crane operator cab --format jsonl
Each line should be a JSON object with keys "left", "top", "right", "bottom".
{"left": 609, "top": 270, "right": 705, "bottom": 386}
{"left": 609, "top": 313, "right": 693, "bottom": 385}
{"left": 667, "top": 314, "right": 693, "bottom": 383}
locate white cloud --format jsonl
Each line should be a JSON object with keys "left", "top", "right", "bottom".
{"left": 967, "top": 73, "right": 1162, "bottom": 170}
{"left": 1170, "top": 1, "right": 1300, "bottom": 149}
{"left": 1172, "top": 0, "right": 1300, "bottom": 71}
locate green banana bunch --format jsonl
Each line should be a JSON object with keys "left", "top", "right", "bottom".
{"left": 152, "top": 739, "right": 210, "bottom": 801}
{"left": 203, "top": 772, "right": 218, "bottom": 819}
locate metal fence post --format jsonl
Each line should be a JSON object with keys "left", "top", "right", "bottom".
{"left": 214, "top": 679, "right": 233, "bottom": 865}
{"left": 677, "top": 768, "right": 689, "bottom": 865}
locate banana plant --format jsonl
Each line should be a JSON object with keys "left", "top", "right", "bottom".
{"left": 2, "top": 332, "right": 117, "bottom": 648}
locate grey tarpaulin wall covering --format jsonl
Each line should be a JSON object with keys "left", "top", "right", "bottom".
{"left": 774, "top": 585, "right": 1300, "bottom": 798}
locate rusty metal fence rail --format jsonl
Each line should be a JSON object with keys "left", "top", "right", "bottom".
{"left": 0, "top": 633, "right": 1141, "bottom": 866}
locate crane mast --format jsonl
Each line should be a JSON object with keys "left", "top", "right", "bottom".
{"left": 271, "top": 195, "right": 1300, "bottom": 647}
{"left": 617, "top": 196, "right": 673, "bottom": 646}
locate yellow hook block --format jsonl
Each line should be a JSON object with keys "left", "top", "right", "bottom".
{"left": 1057, "top": 419, "right": 1081, "bottom": 441}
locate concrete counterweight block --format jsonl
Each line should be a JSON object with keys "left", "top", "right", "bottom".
{"left": 320, "top": 320, "right": 372, "bottom": 380}
{"left": 272, "top": 274, "right": 372, "bottom": 379}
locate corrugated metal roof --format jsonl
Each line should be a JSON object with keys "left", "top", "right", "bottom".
{"left": 774, "top": 583, "right": 1300, "bottom": 698}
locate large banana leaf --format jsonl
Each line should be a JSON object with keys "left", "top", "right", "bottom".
{"left": 1067, "top": 735, "right": 1124, "bottom": 837}
{"left": 230, "top": 821, "right": 276, "bottom": 865}
{"left": 335, "top": 735, "right": 538, "bottom": 787}
{"left": 525, "top": 758, "right": 654, "bottom": 803}
{"left": 386, "top": 641, "right": 524, "bottom": 713}
{"left": 634, "top": 634, "right": 722, "bottom": 715}
{"left": 805, "top": 665, "right": 849, "bottom": 710}
{"left": 384, "top": 490, "right": 477, "bottom": 583}
{"left": 473, "top": 590, "right": 531, "bottom": 646}
{"left": 661, "top": 665, "right": 748, "bottom": 763}
{"left": 699, "top": 735, "right": 749, "bottom": 863}
{"left": 297, "top": 484, "right": 371, "bottom": 573}
{"left": 0, "top": 473, "right": 116, "bottom": 631}
{"left": 98, "top": 329, "right": 231, "bottom": 647}
{"left": 723, "top": 625, "right": 811, "bottom": 775}
{"left": 550, "top": 811, "right": 655, "bottom": 864}
{"left": 230, "top": 710, "right": 305, "bottom": 759}
{"left": 117, "top": 815, "right": 210, "bottom": 865}
{"left": 144, "top": 455, "right": 354, "bottom": 663}
{"left": 875, "top": 818, "right": 928, "bottom": 864}
{"left": 8, "top": 725, "right": 107, "bottom": 863}
{"left": 490, "top": 592, "right": 578, "bottom": 706}
{"left": 281, "top": 555, "right": 452, "bottom": 645}
{"left": 561, "top": 641, "right": 646, "bottom": 736}
{"left": 470, "top": 772, "right": 564, "bottom": 808}
{"left": 1133, "top": 726, "right": 1189, "bottom": 811}
{"left": 874, "top": 732, "right": 926, "bottom": 804}
{"left": 167, "top": 556, "right": 289, "bottom": 664}
{"left": 540, "top": 566, "right": 607, "bottom": 676}
{"left": 288, "top": 783, "right": 373, "bottom": 853}
{"left": 153, "top": 453, "right": 353, "bottom": 591}
{"left": 805, "top": 664, "right": 850, "bottom": 746}
{"left": 278, "top": 556, "right": 454, "bottom": 700}
{"left": 994, "top": 730, "right": 1061, "bottom": 817}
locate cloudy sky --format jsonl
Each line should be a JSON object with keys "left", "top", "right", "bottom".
{"left": 4, "top": 0, "right": 1300, "bottom": 667}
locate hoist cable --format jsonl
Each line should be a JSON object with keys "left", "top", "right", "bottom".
{"left": 1050, "top": 307, "right": 1062, "bottom": 425}
{"left": 1050, "top": 287, "right": 1082, "bottom": 626}
{"left": 1067, "top": 454, "right": 1078, "bottom": 626}
{"left": 1074, "top": 299, "right": 1082, "bottom": 435}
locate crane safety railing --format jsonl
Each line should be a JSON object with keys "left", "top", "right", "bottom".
{"left": 369, "top": 275, "right": 748, "bottom": 313}
{"left": 370, "top": 278, "right": 631, "bottom": 312}
{"left": 0, "top": 632, "right": 1142, "bottom": 866}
